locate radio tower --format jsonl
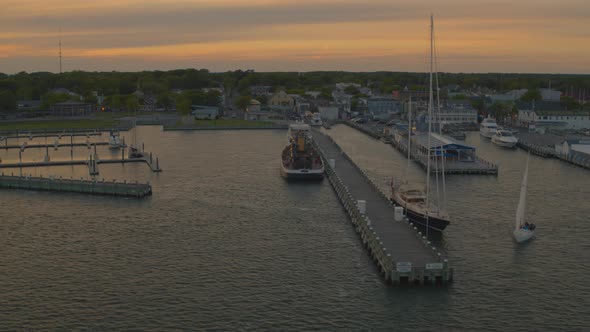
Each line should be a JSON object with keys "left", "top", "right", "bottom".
{"left": 59, "top": 27, "right": 62, "bottom": 74}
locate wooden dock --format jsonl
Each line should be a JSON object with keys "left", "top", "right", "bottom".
{"left": 390, "top": 136, "right": 499, "bottom": 175}
{"left": 312, "top": 131, "right": 452, "bottom": 285}
{"left": 0, "top": 156, "right": 162, "bottom": 173}
{"left": 0, "top": 174, "right": 152, "bottom": 197}
{"left": 2, "top": 141, "right": 110, "bottom": 150}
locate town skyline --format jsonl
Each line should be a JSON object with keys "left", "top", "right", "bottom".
{"left": 1, "top": 0, "right": 589, "bottom": 74}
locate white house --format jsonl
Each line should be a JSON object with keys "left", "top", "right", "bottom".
{"left": 517, "top": 101, "right": 590, "bottom": 130}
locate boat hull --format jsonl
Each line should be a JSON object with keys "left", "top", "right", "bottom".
{"left": 391, "top": 200, "right": 450, "bottom": 232}
{"left": 480, "top": 130, "right": 495, "bottom": 138}
{"left": 513, "top": 228, "right": 534, "bottom": 243}
{"left": 280, "top": 166, "right": 324, "bottom": 180}
{"left": 492, "top": 136, "right": 518, "bottom": 148}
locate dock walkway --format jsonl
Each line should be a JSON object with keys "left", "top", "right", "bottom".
{"left": 312, "top": 131, "right": 452, "bottom": 285}
{"left": 0, "top": 174, "right": 152, "bottom": 197}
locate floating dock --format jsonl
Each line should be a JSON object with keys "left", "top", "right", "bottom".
{"left": 0, "top": 174, "right": 152, "bottom": 197}
{"left": 312, "top": 131, "right": 452, "bottom": 285}
{"left": 0, "top": 156, "right": 162, "bottom": 174}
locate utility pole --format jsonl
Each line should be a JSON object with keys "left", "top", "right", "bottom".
{"left": 59, "top": 27, "right": 62, "bottom": 74}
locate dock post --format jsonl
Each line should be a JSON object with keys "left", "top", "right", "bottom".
{"left": 156, "top": 157, "right": 159, "bottom": 170}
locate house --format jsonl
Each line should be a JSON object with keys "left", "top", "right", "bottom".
{"left": 517, "top": 101, "right": 590, "bottom": 130}
{"left": 191, "top": 105, "right": 219, "bottom": 120}
{"left": 50, "top": 102, "right": 94, "bottom": 116}
{"left": 244, "top": 99, "right": 271, "bottom": 121}
{"left": 540, "top": 88, "right": 561, "bottom": 102}
{"left": 269, "top": 90, "right": 294, "bottom": 108}
{"left": 367, "top": 96, "right": 402, "bottom": 119}
{"left": 250, "top": 85, "right": 272, "bottom": 97}
{"left": 318, "top": 106, "right": 339, "bottom": 121}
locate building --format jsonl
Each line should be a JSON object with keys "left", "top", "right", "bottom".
{"left": 318, "top": 106, "right": 339, "bottom": 121}
{"left": 191, "top": 105, "right": 219, "bottom": 120}
{"left": 250, "top": 85, "right": 271, "bottom": 97}
{"left": 517, "top": 101, "right": 590, "bottom": 130}
{"left": 367, "top": 96, "right": 402, "bottom": 119}
{"left": 244, "top": 99, "right": 271, "bottom": 121}
{"left": 17, "top": 100, "right": 42, "bottom": 111}
{"left": 412, "top": 132, "right": 477, "bottom": 162}
{"left": 540, "top": 88, "right": 561, "bottom": 101}
{"left": 50, "top": 102, "right": 94, "bottom": 116}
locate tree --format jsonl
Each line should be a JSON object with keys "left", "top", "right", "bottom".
{"left": 520, "top": 89, "right": 541, "bottom": 101}
{"left": 175, "top": 96, "right": 191, "bottom": 115}
{"left": 235, "top": 95, "right": 252, "bottom": 111}
{"left": 125, "top": 95, "right": 140, "bottom": 112}
{"left": 344, "top": 85, "right": 360, "bottom": 95}
{"left": 0, "top": 89, "right": 17, "bottom": 112}
{"left": 157, "top": 92, "right": 173, "bottom": 110}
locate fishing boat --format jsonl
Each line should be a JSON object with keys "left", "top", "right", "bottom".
{"left": 108, "top": 131, "right": 122, "bottom": 149}
{"left": 390, "top": 16, "right": 451, "bottom": 233}
{"left": 281, "top": 124, "right": 324, "bottom": 180}
{"left": 480, "top": 117, "right": 498, "bottom": 138}
{"left": 491, "top": 129, "right": 518, "bottom": 148}
{"left": 513, "top": 154, "right": 536, "bottom": 243}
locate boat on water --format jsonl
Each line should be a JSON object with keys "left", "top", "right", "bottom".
{"left": 480, "top": 117, "right": 498, "bottom": 138}
{"left": 281, "top": 124, "right": 324, "bottom": 180}
{"left": 491, "top": 129, "right": 518, "bottom": 148}
{"left": 108, "top": 131, "right": 123, "bottom": 149}
{"left": 390, "top": 181, "right": 450, "bottom": 231}
{"left": 310, "top": 113, "right": 323, "bottom": 127}
{"left": 513, "top": 153, "right": 536, "bottom": 243}
{"left": 389, "top": 17, "right": 451, "bottom": 233}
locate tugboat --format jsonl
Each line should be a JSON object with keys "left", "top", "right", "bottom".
{"left": 281, "top": 124, "right": 324, "bottom": 180}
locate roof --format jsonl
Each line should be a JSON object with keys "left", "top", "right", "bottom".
{"left": 249, "top": 99, "right": 261, "bottom": 105}
{"left": 52, "top": 101, "right": 90, "bottom": 106}
{"left": 516, "top": 101, "right": 566, "bottom": 112}
{"left": 412, "top": 132, "right": 475, "bottom": 150}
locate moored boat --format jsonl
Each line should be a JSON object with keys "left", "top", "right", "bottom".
{"left": 491, "top": 129, "right": 518, "bottom": 148}
{"left": 281, "top": 124, "right": 324, "bottom": 180}
{"left": 108, "top": 131, "right": 122, "bottom": 149}
{"left": 480, "top": 118, "right": 498, "bottom": 138}
{"left": 310, "top": 113, "right": 323, "bottom": 127}
{"left": 390, "top": 181, "right": 450, "bottom": 231}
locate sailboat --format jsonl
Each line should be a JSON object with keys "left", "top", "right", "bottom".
{"left": 513, "top": 153, "right": 536, "bottom": 243}
{"left": 390, "top": 15, "right": 450, "bottom": 233}
{"left": 128, "top": 104, "right": 144, "bottom": 159}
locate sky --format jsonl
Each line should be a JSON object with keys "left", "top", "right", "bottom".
{"left": 1, "top": 0, "right": 589, "bottom": 74}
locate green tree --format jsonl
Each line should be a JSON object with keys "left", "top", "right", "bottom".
{"left": 41, "top": 93, "right": 73, "bottom": 109}
{"left": 520, "top": 89, "right": 541, "bottom": 101}
{"left": 0, "top": 89, "right": 17, "bottom": 112}
{"left": 176, "top": 96, "right": 192, "bottom": 115}
{"left": 157, "top": 92, "right": 173, "bottom": 110}
{"left": 344, "top": 85, "right": 360, "bottom": 95}
{"left": 125, "top": 95, "right": 140, "bottom": 112}
{"left": 235, "top": 95, "right": 252, "bottom": 111}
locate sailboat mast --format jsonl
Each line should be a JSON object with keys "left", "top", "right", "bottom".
{"left": 425, "top": 14, "right": 434, "bottom": 238}
{"left": 408, "top": 95, "right": 412, "bottom": 169}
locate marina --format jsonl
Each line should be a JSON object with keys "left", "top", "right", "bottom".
{"left": 312, "top": 130, "right": 452, "bottom": 285}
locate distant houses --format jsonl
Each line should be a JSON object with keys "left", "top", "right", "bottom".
{"left": 517, "top": 101, "right": 590, "bottom": 130}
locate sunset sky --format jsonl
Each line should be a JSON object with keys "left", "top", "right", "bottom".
{"left": 1, "top": 0, "right": 589, "bottom": 74}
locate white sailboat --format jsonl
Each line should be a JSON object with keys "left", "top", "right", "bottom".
{"left": 513, "top": 153, "right": 536, "bottom": 243}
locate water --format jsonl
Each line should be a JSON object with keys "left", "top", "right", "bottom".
{"left": 1, "top": 125, "right": 589, "bottom": 330}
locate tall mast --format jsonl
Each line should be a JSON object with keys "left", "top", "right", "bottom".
{"left": 425, "top": 14, "right": 434, "bottom": 239}
{"left": 408, "top": 95, "right": 412, "bottom": 169}
{"left": 59, "top": 27, "right": 62, "bottom": 74}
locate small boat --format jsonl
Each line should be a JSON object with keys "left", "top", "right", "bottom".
{"left": 492, "top": 129, "right": 518, "bottom": 148}
{"left": 281, "top": 124, "right": 324, "bottom": 180}
{"left": 480, "top": 117, "right": 498, "bottom": 138}
{"left": 513, "top": 154, "right": 535, "bottom": 243}
{"left": 128, "top": 146, "right": 144, "bottom": 159}
{"left": 109, "top": 131, "right": 122, "bottom": 149}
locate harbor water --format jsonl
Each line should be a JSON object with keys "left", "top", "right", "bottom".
{"left": 1, "top": 125, "right": 589, "bottom": 330}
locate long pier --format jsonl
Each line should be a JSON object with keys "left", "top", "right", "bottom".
{"left": 2, "top": 141, "right": 110, "bottom": 150}
{"left": 0, "top": 156, "right": 162, "bottom": 174}
{"left": 0, "top": 174, "right": 152, "bottom": 197}
{"left": 312, "top": 131, "right": 452, "bottom": 285}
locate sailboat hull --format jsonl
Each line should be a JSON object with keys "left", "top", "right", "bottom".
{"left": 401, "top": 206, "right": 450, "bottom": 232}
{"left": 513, "top": 229, "right": 534, "bottom": 243}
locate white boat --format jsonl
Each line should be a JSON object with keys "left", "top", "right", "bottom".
{"left": 108, "top": 131, "right": 122, "bottom": 149}
{"left": 513, "top": 153, "right": 535, "bottom": 243}
{"left": 480, "top": 118, "right": 498, "bottom": 138}
{"left": 310, "top": 113, "right": 323, "bottom": 127}
{"left": 491, "top": 129, "right": 518, "bottom": 148}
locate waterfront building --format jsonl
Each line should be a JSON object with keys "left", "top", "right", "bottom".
{"left": 250, "top": 85, "right": 271, "bottom": 97}
{"left": 191, "top": 105, "right": 219, "bottom": 120}
{"left": 428, "top": 100, "right": 478, "bottom": 128}
{"left": 318, "top": 106, "right": 339, "bottom": 121}
{"left": 555, "top": 138, "right": 590, "bottom": 156}
{"left": 517, "top": 101, "right": 590, "bottom": 130}
{"left": 368, "top": 96, "right": 402, "bottom": 119}
{"left": 17, "top": 100, "right": 42, "bottom": 111}
{"left": 269, "top": 90, "right": 294, "bottom": 108}
{"left": 412, "top": 132, "right": 477, "bottom": 162}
